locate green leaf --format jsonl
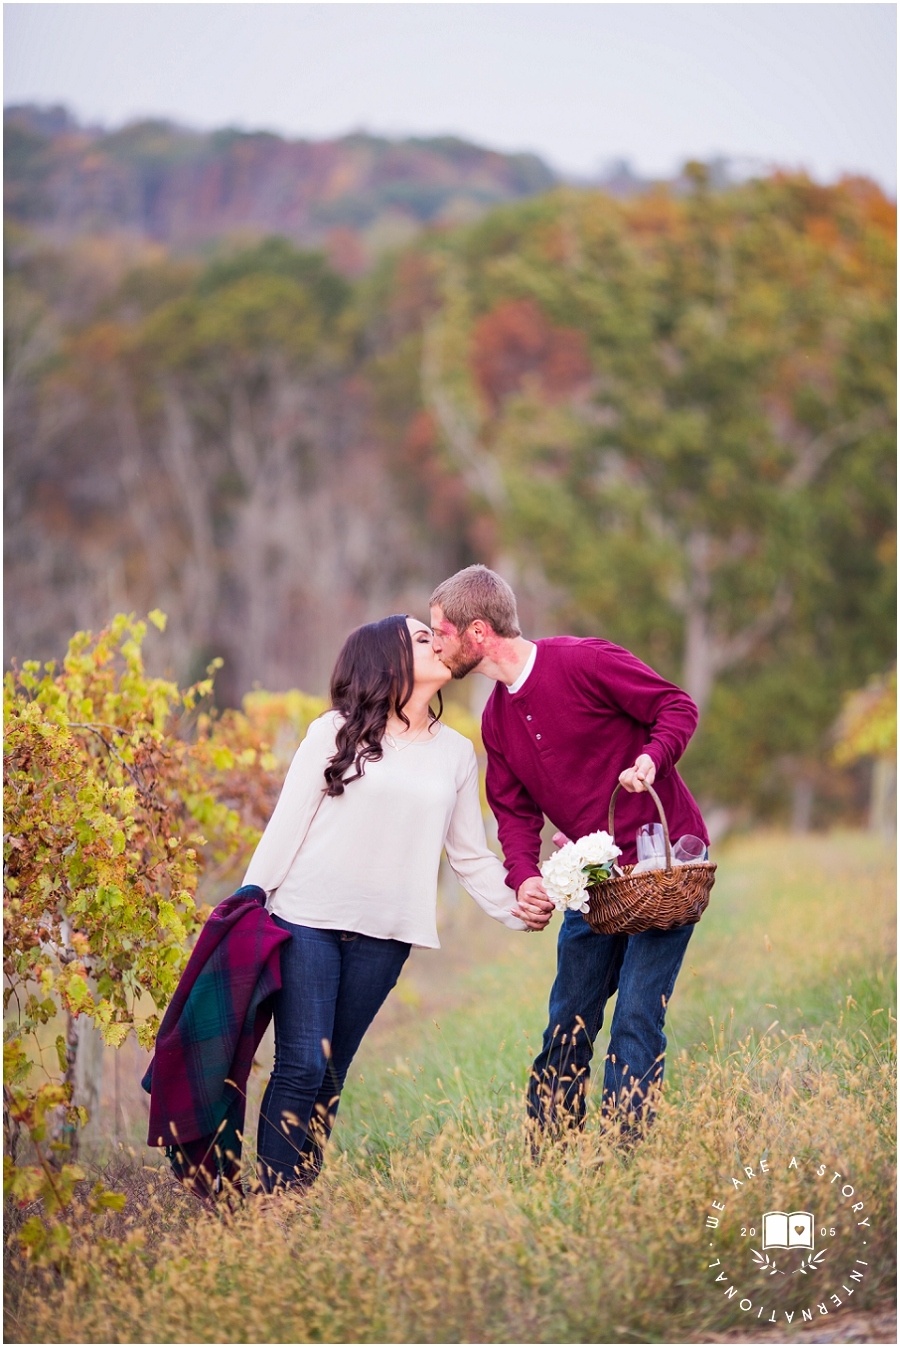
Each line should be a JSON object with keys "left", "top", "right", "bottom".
{"left": 100, "top": 1022, "right": 130, "bottom": 1048}
{"left": 6, "top": 1163, "right": 43, "bottom": 1205}
{"left": 64, "top": 974, "right": 93, "bottom": 1014}
{"left": 18, "top": 1214, "right": 51, "bottom": 1250}
{"left": 88, "top": 1182, "right": 127, "bottom": 1212}
{"left": 211, "top": 744, "right": 235, "bottom": 771}
{"left": 3, "top": 1038, "right": 34, "bottom": 1087}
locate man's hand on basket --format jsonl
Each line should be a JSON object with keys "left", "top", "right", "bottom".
{"left": 513, "top": 877, "right": 554, "bottom": 931}
{"left": 618, "top": 754, "right": 657, "bottom": 794}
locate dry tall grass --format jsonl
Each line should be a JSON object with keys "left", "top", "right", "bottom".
{"left": 5, "top": 832, "right": 895, "bottom": 1344}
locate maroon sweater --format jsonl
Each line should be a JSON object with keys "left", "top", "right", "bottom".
{"left": 481, "top": 637, "right": 707, "bottom": 891}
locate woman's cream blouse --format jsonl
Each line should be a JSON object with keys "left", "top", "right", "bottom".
{"left": 242, "top": 712, "right": 526, "bottom": 948}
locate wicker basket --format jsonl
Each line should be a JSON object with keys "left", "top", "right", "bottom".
{"left": 584, "top": 783, "right": 715, "bottom": 936}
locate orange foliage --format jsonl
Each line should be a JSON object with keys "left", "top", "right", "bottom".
{"left": 67, "top": 321, "right": 132, "bottom": 368}
{"left": 805, "top": 216, "right": 842, "bottom": 250}
{"left": 623, "top": 189, "right": 681, "bottom": 238}
{"left": 404, "top": 408, "right": 437, "bottom": 456}
{"left": 837, "top": 175, "right": 897, "bottom": 238}
{"left": 325, "top": 226, "right": 367, "bottom": 277}
{"left": 401, "top": 410, "right": 470, "bottom": 530}
{"left": 390, "top": 253, "right": 441, "bottom": 335}
{"left": 470, "top": 298, "right": 591, "bottom": 410}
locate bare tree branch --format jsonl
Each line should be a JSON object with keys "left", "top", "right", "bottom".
{"left": 112, "top": 368, "right": 169, "bottom": 602}
{"left": 227, "top": 381, "right": 260, "bottom": 487}
{"left": 679, "top": 530, "right": 793, "bottom": 715}
{"left": 160, "top": 381, "right": 217, "bottom": 651}
{"left": 420, "top": 318, "right": 507, "bottom": 513}
{"left": 710, "top": 584, "right": 792, "bottom": 674}
{"left": 782, "top": 407, "right": 888, "bottom": 491}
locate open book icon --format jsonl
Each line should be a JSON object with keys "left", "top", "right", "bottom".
{"left": 762, "top": 1211, "right": 814, "bottom": 1250}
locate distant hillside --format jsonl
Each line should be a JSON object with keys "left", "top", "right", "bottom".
{"left": 4, "top": 105, "right": 558, "bottom": 265}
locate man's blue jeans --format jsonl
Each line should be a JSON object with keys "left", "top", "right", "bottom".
{"left": 257, "top": 920, "right": 409, "bottom": 1191}
{"left": 527, "top": 911, "right": 694, "bottom": 1135}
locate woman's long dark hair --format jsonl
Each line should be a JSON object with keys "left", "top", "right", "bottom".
{"left": 324, "top": 614, "right": 442, "bottom": 796}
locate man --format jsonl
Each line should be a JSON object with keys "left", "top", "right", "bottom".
{"left": 430, "top": 564, "right": 707, "bottom": 1138}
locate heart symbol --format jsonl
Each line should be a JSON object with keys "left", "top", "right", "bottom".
{"left": 794, "top": 1225, "right": 805, "bottom": 1235}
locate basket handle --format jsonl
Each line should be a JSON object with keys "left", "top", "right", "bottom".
{"left": 608, "top": 781, "right": 673, "bottom": 874}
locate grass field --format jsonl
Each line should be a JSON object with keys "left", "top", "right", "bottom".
{"left": 5, "top": 830, "right": 896, "bottom": 1344}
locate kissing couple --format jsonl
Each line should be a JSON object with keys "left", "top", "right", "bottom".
{"left": 243, "top": 563, "right": 709, "bottom": 1191}
{"left": 146, "top": 564, "right": 708, "bottom": 1192}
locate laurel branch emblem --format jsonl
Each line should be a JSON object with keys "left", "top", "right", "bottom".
{"left": 790, "top": 1249, "right": 828, "bottom": 1275}
{"left": 751, "top": 1248, "right": 785, "bottom": 1276}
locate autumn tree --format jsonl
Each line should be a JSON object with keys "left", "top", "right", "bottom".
{"left": 5, "top": 176, "right": 894, "bottom": 823}
{"left": 4, "top": 236, "right": 450, "bottom": 701}
{"left": 833, "top": 667, "right": 897, "bottom": 836}
{"left": 409, "top": 176, "right": 895, "bottom": 818}
{"left": 3, "top": 612, "right": 293, "bottom": 1259}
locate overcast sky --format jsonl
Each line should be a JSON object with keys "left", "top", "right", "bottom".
{"left": 4, "top": 2, "right": 897, "bottom": 189}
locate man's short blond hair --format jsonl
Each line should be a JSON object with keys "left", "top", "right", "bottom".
{"left": 430, "top": 565, "right": 521, "bottom": 638}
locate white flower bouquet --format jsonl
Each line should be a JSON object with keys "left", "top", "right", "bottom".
{"left": 540, "top": 830, "right": 622, "bottom": 913}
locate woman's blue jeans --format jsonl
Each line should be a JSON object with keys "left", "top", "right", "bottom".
{"left": 257, "top": 919, "right": 409, "bottom": 1191}
{"left": 526, "top": 910, "right": 694, "bottom": 1137}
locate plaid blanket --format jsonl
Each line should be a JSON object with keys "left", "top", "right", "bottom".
{"left": 141, "top": 885, "right": 291, "bottom": 1196}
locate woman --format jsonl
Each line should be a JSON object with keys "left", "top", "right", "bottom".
{"left": 244, "top": 614, "right": 536, "bottom": 1192}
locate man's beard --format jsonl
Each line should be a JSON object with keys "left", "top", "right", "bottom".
{"left": 444, "top": 636, "right": 483, "bottom": 680}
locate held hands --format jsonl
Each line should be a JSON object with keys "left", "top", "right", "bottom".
{"left": 512, "top": 876, "right": 554, "bottom": 931}
{"left": 513, "top": 769, "right": 656, "bottom": 932}
{"left": 618, "top": 753, "right": 656, "bottom": 794}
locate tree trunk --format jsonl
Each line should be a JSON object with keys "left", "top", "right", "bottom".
{"left": 869, "top": 757, "right": 896, "bottom": 838}
{"left": 160, "top": 382, "right": 217, "bottom": 668}
{"left": 420, "top": 314, "right": 507, "bottom": 513}
{"left": 682, "top": 601, "right": 717, "bottom": 720}
{"left": 680, "top": 532, "right": 716, "bottom": 716}
{"left": 52, "top": 994, "right": 105, "bottom": 1163}
{"left": 50, "top": 1011, "right": 81, "bottom": 1164}
{"left": 113, "top": 370, "right": 170, "bottom": 608}
{"left": 73, "top": 1015, "right": 106, "bottom": 1152}
{"left": 679, "top": 531, "right": 791, "bottom": 722}
{"left": 790, "top": 777, "right": 815, "bottom": 833}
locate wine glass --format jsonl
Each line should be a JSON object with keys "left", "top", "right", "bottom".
{"left": 672, "top": 834, "right": 706, "bottom": 864}
{"left": 636, "top": 823, "right": 667, "bottom": 867}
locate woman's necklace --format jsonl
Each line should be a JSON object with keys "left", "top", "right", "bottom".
{"left": 384, "top": 719, "right": 432, "bottom": 752}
